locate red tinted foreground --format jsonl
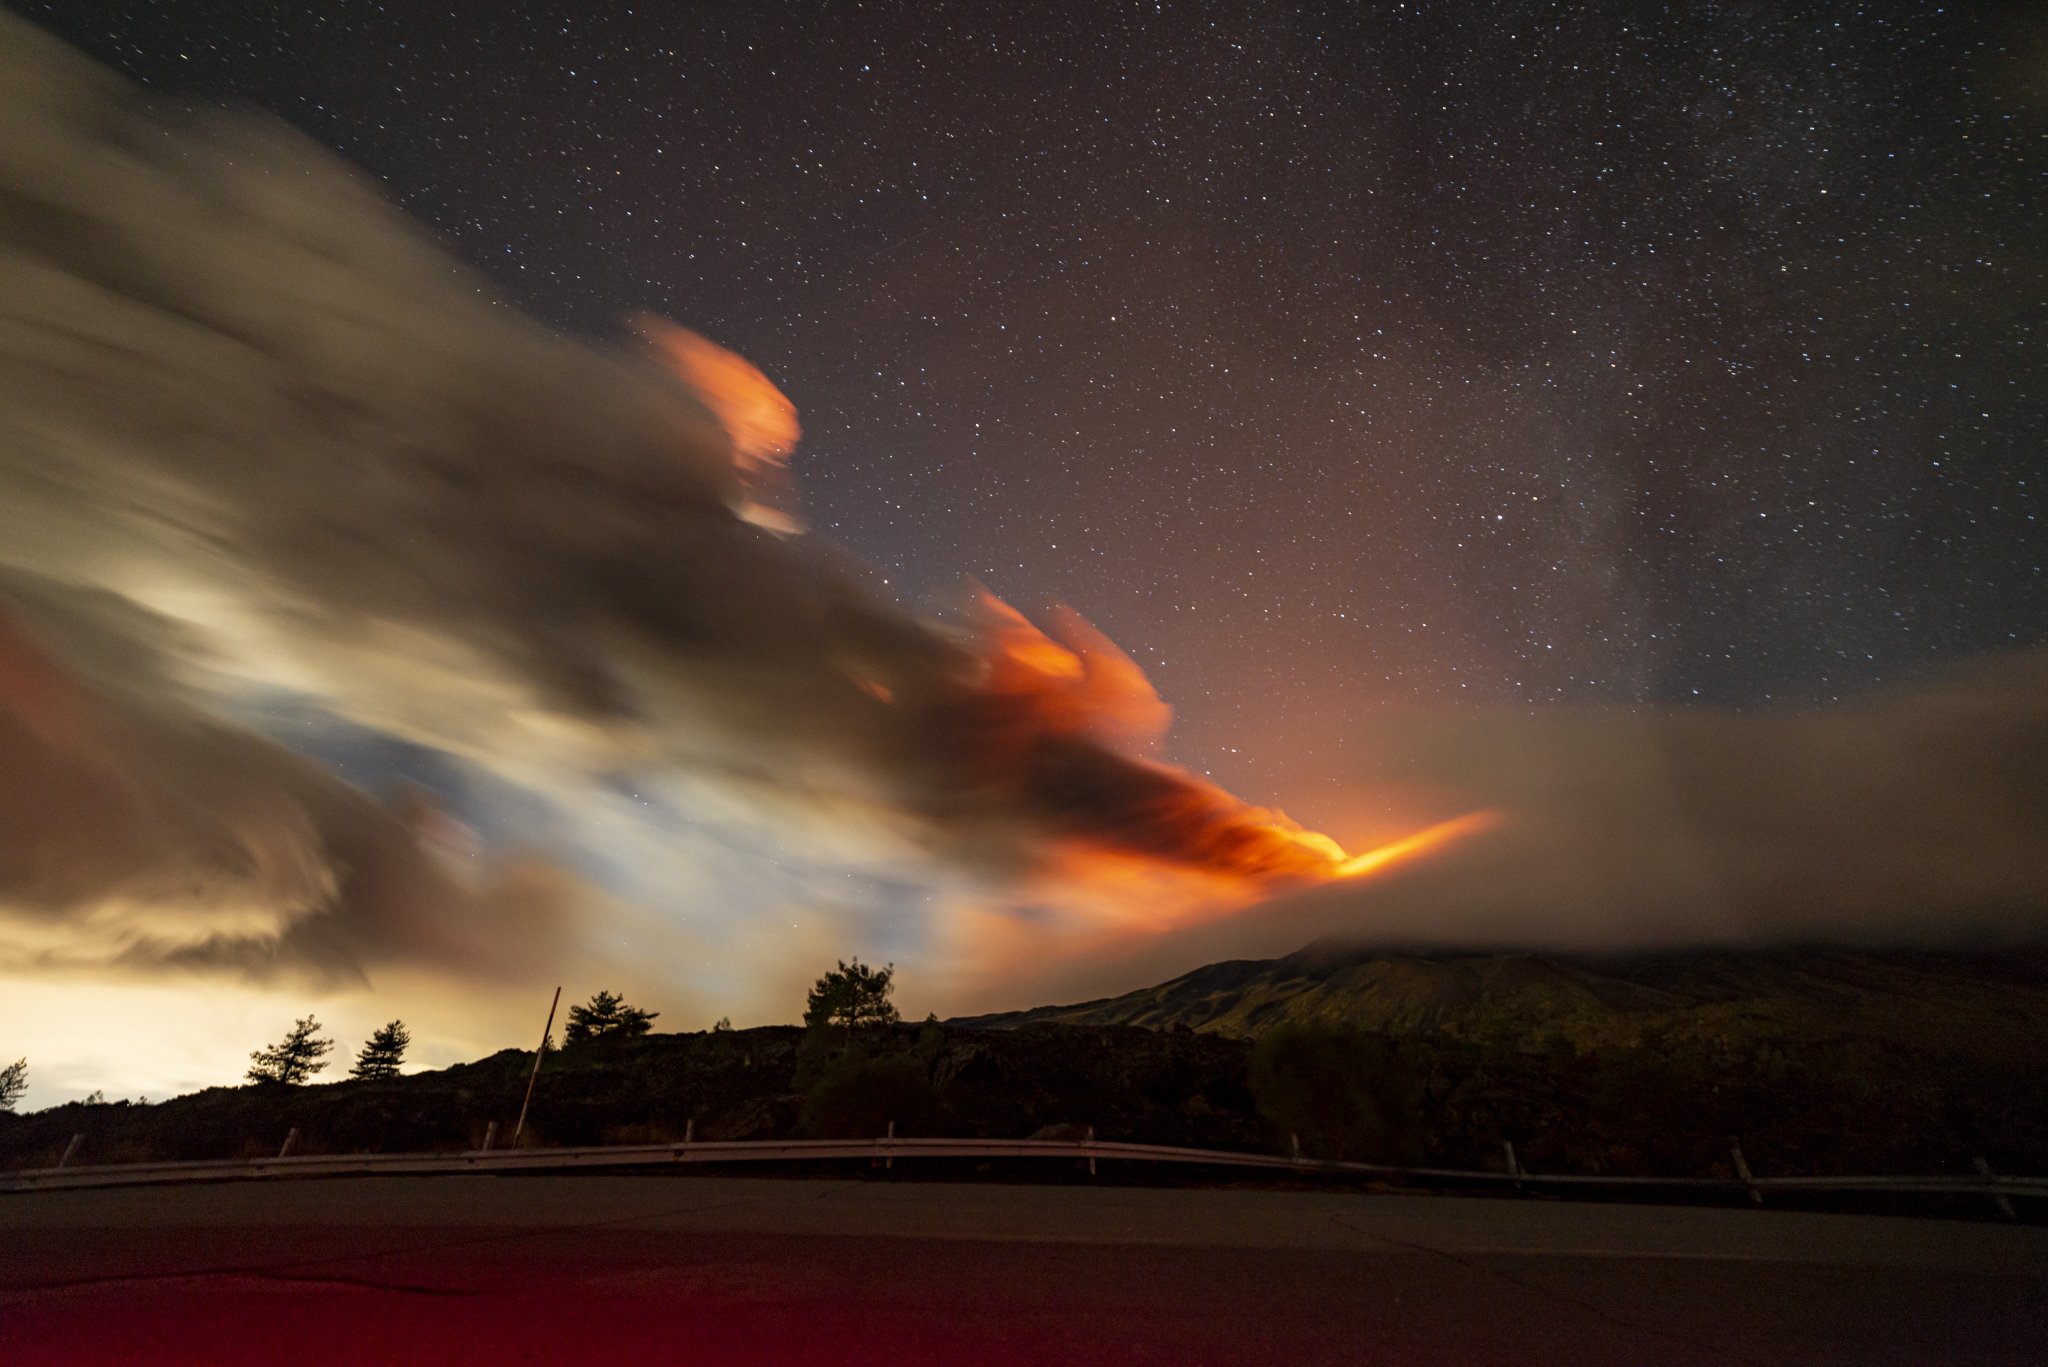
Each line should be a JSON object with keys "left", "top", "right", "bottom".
{"left": 2, "top": 1177, "right": 2043, "bottom": 1365}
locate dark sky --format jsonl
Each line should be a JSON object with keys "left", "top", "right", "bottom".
{"left": 23, "top": 0, "right": 2044, "bottom": 802}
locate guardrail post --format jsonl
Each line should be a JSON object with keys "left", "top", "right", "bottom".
{"left": 1730, "top": 1143, "right": 1761, "bottom": 1204}
{"left": 1290, "top": 1132, "right": 1303, "bottom": 1166}
{"left": 1503, "top": 1139, "right": 1521, "bottom": 1190}
{"left": 1973, "top": 1156, "right": 2017, "bottom": 1220}
{"left": 684, "top": 1118, "right": 695, "bottom": 1145}
{"left": 480, "top": 1121, "right": 498, "bottom": 1153}
{"left": 885, "top": 1120, "right": 895, "bottom": 1170}
{"left": 1087, "top": 1125, "right": 1097, "bottom": 1177}
{"left": 58, "top": 1134, "right": 83, "bottom": 1168}
{"left": 278, "top": 1127, "right": 299, "bottom": 1159}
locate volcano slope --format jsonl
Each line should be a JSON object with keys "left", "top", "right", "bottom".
{"left": 958, "top": 940, "right": 2048, "bottom": 1052}
{"left": 5, "top": 944, "right": 2046, "bottom": 1188}
{"left": 956, "top": 941, "right": 2048, "bottom": 1180}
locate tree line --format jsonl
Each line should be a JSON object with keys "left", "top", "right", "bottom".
{"left": 235, "top": 959, "right": 894, "bottom": 1088}
{"left": 0, "top": 959, "right": 898, "bottom": 1106}
{"left": 228, "top": 965, "right": 1424, "bottom": 1162}
{"left": 0, "top": 960, "right": 1375, "bottom": 1159}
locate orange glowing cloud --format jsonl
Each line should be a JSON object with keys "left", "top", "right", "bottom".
{"left": 639, "top": 320, "right": 801, "bottom": 472}
{"left": 949, "top": 592, "right": 1496, "bottom": 917}
{"left": 640, "top": 318, "right": 806, "bottom": 533}
{"left": 929, "top": 807, "right": 1503, "bottom": 1016}
{"left": 971, "top": 589, "right": 1173, "bottom": 753}
{"left": 1334, "top": 809, "right": 1503, "bottom": 879}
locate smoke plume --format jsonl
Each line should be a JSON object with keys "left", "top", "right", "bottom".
{"left": 0, "top": 17, "right": 1352, "bottom": 982}
{"left": 975, "top": 645, "right": 2048, "bottom": 1009}
{"left": 4, "top": 15, "right": 2041, "bottom": 1014}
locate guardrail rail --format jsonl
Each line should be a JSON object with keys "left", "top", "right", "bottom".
{"left": 5, "top": 1134, "right": 2044, "bottom": 1202}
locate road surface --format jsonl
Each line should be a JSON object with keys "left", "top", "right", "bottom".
{"left": 1, "top": 1175, "right": 2042, "bottom": 1364}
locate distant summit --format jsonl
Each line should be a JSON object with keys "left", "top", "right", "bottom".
{"left": 954, "top": 941, "right": 2048, "bottom": 1051}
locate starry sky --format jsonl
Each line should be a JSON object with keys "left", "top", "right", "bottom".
{"left": 21, "top": 0, "right": 2044, "bottom": 808}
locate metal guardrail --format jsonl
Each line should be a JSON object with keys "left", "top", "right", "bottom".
{"left": 4, "top": 1134, "right": 2044, "bottom": 1199}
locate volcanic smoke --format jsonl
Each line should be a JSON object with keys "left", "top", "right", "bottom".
{"left": 0, "top": 15, "right": 1479, "bottom": 985}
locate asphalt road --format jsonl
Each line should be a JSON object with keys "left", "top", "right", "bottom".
{"left": 1, "top": 1175, "right": 2042, "bottom": 1365}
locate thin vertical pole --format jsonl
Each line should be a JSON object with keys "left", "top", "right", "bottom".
{"left": 512, "top": 986, "right": 561, "bottom": 1149}
{"left": 277, "top": 1127, "right": 298, "bottom": 1159}
{"left": 1974, "top": 1156, "right": 2016, "bottom": 1220}
{"left": 1731, "top": 1143, "right": 1762, "bottom": 1204}
{"left": 480, "top": 1121, "right": 498, "bottom": 1153}
{"left": 58, "top": 1134, "right": 83, "bottom": 1168}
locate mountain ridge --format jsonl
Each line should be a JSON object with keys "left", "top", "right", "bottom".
{"left": 954, "top": 940, "right": 2048, "bottom": 1051}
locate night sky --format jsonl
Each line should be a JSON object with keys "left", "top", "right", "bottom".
{"left": 22, "top": 1, "right": 2044, "bottom": 802}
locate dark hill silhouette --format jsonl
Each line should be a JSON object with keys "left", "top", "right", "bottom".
{"left": 956, "top": 942, "right": 2048, "bottom": 1053}
{"left": 5, "top": 944, "right": 2045, "bottom": 1191}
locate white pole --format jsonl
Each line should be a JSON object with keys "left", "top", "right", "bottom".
{"left": 277, "top": 1127, "right": 298, "bottom": 1159}
{"left": 1974, "top": 1156, "right": 2016, "bottom": 1220}
{"left": 1730, "top": 1143, "right": 1761, "bottom": 1204}
{"left": 512, "top": 986, "right": 562, "bottom": 1148}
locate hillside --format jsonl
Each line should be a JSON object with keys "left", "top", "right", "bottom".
{"left": 956, "top": 942, "right": 2048, "bottom": 1053}
{"left": 0, "top": 1025, "right": 1265, "bottom": 1171}
{"left": 6, "top": 944, "right": 2047, "bottom": 1189}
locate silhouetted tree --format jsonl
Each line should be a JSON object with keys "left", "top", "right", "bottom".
{"left": 246, "top": 1017, "right": 333, "bottom": 1086}
{"left": 0, "top": 1057, "right": 25, "bottom": 1113}
{"left": 803, "top": 959, "right": 899, "bottom": 1033}
{"left": 350, "top": 1020, "right": 411, "bottom": 1080}
{"left": 797, "top": 959, "right": 902, "bottom": 1087}
{"left": 563, "top": 990, "right": 658, "bottom": 1046}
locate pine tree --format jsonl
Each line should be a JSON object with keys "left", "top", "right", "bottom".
{"left": 350, "top": 1020, "right": 411, "bottom": 1080}
{"left": 803, "top": 959, "right": 900, "bottom": 1033}
{"left": 0, "top": 1057, "right": 25, "bottom": 1113}
{"left": 246, "top": 1016, "right": 333, "bottom": 1085}
{"left": 562, "top": 990, "right": 658, "bottom": 1046}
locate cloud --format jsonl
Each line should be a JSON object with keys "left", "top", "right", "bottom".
{"left": 3, "top": 16, "right": 2041, "bottom": 1033}
{"left": 0, "top": 568, "right": 584, "bottom": 981}
{"left": 0, "top": 17, "right": 1355, "bottom": 988}
{"left": 0, "top": 16, "right": 943, "bottom": 798}
{"left": 974, "top": 647, "right": 2048, "bottom": 1009}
